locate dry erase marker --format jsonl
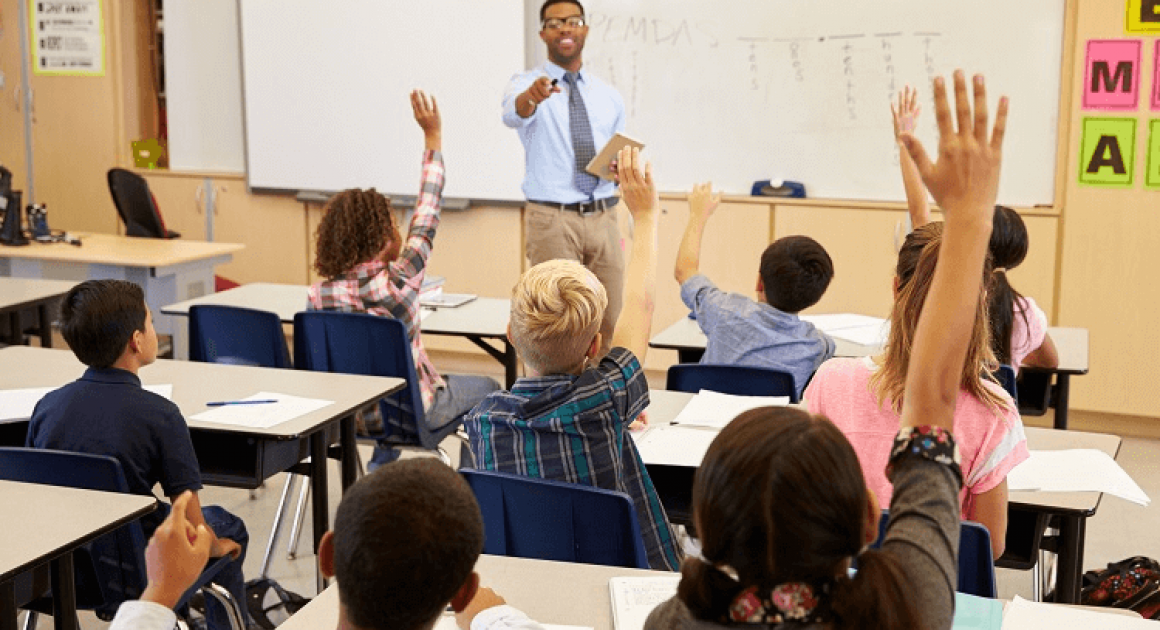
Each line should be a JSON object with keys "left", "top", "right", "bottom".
{"left": 206, "top": 399, "right": 278, "bottom": 407}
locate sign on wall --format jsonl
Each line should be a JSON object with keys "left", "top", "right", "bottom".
{"left": 1079, "top": 117, "right": 1137, "bottom": 188}
{"left": 29, "top": 0, "right": 105, "bottom": 76}
{"left": 1083, "top": 39, "right": 1142, "bottom": 110}
{"left": 1126, "top": 0, "right": 1160, "bottom": 34}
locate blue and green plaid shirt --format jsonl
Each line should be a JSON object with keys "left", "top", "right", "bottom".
{"left": 464, "top": 347, "right": 681, "bottom": 571}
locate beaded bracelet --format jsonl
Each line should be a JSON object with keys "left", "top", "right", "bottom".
{"left": 887, "top": 426, "right": 964, "bottom": 488}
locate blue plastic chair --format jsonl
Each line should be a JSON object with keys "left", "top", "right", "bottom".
{"left": 294, "top": 311, "right": 459, "bottom": 451}
{"left": 189, "top": 304, "right": 291, "bottom": 368}
{"left": 993, "top": 364, "right": 1018, "bottom": 403}
{"left": 873, "top": 511, "right": 998, "bottom": 598}
{"left": 666, "top": 364, "right": 800, "bottom": 404}
{"left": 460, "top": 469, "right": 650, "bottom": 569}
{"left": 0, "top": 447, "right": 244, "bottom": 627}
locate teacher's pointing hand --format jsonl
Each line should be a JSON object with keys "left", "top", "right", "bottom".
{"left": 519, "top": 76, "right": 562, "bottom": 118}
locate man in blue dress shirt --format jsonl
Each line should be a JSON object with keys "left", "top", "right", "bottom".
{"left": 503, "top": 0, "right": 627, "bottom": 351}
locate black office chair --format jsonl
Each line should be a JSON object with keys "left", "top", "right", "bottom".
{"left": 107, "top": 168, "right": 180, "bottom": 239}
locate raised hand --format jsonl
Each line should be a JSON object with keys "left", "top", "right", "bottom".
{"left": 411, "top": 90, "right": 441, "bottom": 151}
{"left": 891, "top": 85, "right": 922, "bottom": 140}
{"left": 616, "top": 146, "right": 659, "bottom": 219}
{"left": 688, "top": 182, "right": 721, "bottom": 223}
{"left": 140, "top": 491, "right": 214, "bottom": 609}
{"left": 899, "top": 71, "right": 1007, "bottom": 224}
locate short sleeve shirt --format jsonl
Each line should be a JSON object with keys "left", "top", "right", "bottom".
{"left": 680, "top": 274, "right": 835, "bottom": 398}
{"left": 1010, "top": 296, "right": 1048, "bottom": 373}
{"left": 464, "top": 347, "right": 681, "bottom": 571}
{"left": 804, "top": 357, "right": 1028, "bottom": 519}
{"left": 27, "top": 367, "right": 202, "bottom": 533}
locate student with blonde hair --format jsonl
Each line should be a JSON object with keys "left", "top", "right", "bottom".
{"left": 465, "top": 146, "right": 681, "bottom": 571}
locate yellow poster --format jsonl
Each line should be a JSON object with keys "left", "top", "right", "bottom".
{"left": 29, "top": 0, "right": 105, "bottom": 76}
{"left": 1126, "top": 0, "right": 1160, "bottom": 34}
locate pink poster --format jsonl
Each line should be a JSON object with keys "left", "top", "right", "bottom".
{"left": 1083, "top": 39, "right": 1142, "bottom": 111}
{"left": 1153, "top": 41, "right": 1160, "bottom": 110}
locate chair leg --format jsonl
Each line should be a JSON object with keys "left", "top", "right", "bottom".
{"left": 287, "top": 481, "right": 311, "bottom": 560}
{"left": 259, "top": 474, "right": 298, "bottom": 578}
{"left": 1031, "top": 561, "right": 1042, "bottom": 602}
{"left": 201, "top": 583, "right": 246, "bottom": 630}
{"left": 20, "top": 611, "right": 37, "bottom": 630}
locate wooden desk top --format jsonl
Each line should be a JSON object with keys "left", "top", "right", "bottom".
{"left": 276, "top": 553, "right": 667, "bottom": 630}
{"left": 0, "top": 277, "right": 76, "bottom": 312}
{"left": 0, "top": 480, "right": 155, "bottom": 583}
{"left": 0, "top": 233, "right": 243, "bottom": 268}
{"left": 643, "top": 390, "right": 1119, "bottom": 515}
{"left": 0, "top": 346, "right": 403, "bottom": 439}
{"left": 650, "top": 317, "right": 1090, "bottom": 372}
{"left": 161, "top": 283, "right": 511, "bottom": 338}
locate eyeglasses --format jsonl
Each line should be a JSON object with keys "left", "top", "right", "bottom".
{"left": 542, "top": 16, "right": 586, "bottom": 30}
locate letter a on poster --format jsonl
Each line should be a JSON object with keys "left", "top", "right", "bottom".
{"left": 1079, "top": 118, "right": 1136, "bottom": 188}
{"left": 1083, "top": 40, "right": 1141, "bottom": 110}
{"left": 29, "top": 0, "right": 105, "bottom": 76}
{"left": 1126, "top": 0, "right": 1160, "bottom": 34}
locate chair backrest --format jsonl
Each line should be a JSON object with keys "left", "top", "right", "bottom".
{"left": 874, "top": 511, "right": 997, "bottom": 598}
{"left": 107, "top": 168, "right": 168, "bottom": 238}
{"left": 666, "top": 364, "right": 800, "bottom": 403}
{"left": 0, "top": 447, "right": 149, "bottom": 612}
{"left": 189, "top": 305, "right": 292, "bottom": 369}
{"left": 460, "top": 468, "right": 650, "bottom": 569}
{"left": 293, "top": 311, "right": 429, "bottom": 446}
{"left": 993, "top": 365, "right": 1019, "bottom": 403}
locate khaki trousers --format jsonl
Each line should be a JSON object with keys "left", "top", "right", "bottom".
{"left": 525, "top": 201, "right": 625, "bottom": 348}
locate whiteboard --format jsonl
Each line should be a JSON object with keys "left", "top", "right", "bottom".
{"left": 540, "top": 0, "right": 1065, "bottom": 205}
{"left": 238, "top": 1, "right": 526, "bottom": 200}
{"left": 164, "top": 0, "right": 245, "bottom": 173}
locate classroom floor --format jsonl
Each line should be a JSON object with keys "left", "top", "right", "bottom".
{"left": 21, "top": 352, "right": 1160, "bottom": 628}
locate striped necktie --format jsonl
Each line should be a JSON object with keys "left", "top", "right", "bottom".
{"left": 564, "top": 72, "right": 599, "bottom": 197}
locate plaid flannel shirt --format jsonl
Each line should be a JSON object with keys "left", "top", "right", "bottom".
{"left": 308, "top": 150, "right": 446, "bottom": 412}
{"left": 464, "top": 347, "right": 682, "bottom": 571}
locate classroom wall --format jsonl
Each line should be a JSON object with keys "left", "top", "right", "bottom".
{"left": 8, "top": 0, "right": 1150, "bottom": 424}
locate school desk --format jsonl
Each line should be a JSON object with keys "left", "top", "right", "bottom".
{"left": 273, "top": 553, "right": 668, "bottom": 630}
{"left": 0, "top": 345, "right": 403, "bottom": 590}
{"left": 0, "top": 480, "right": 155, "bottom": 630}
{"left": 649, "top": 317, "right": 1091, "bottom": 430}
{"left": 161, "top": 283, "right": 519, "bottom": 386}
{"left": 637, "top": 390, "right": 1121, "bottom": 605}
{"left": 0, "top": 278, "right": 75, "bottom": 347}
{"left": 0, "top": 234, "right": 243, "bottom": 360}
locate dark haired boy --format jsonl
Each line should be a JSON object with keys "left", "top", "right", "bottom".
{"left": 675, "top": 183, "right": 836, "bottom": 398}
{"left": 26, "top": 279, "right": 249, "bottom": 629}
{"left": 318, "top": 459, "right": 545, "bottom": 630}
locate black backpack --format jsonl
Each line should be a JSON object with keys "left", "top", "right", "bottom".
{"left": 245, "top": 577, "right": 311, "bottom": 629}
{"left": 1080, "top": 556, "right": 1160, "bottom": 619}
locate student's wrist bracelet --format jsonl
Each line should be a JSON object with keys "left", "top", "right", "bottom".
{"left": 887, "top": 426, "right": 964, "bottom": 487}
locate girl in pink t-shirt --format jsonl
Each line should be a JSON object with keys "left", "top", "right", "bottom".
{"left": 805, "top": 222, "right": 1028, "bottom": 558}
{"left": 989, "top": 207, "right": 1058, "bottom": 373}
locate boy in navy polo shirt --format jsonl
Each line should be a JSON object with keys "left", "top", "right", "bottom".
{"left": 27, "top": 279, "right": 250, "bottom": 629}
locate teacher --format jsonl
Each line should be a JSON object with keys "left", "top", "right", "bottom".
{"left": 503, "top": 0, "right": 627, "bottom": 349}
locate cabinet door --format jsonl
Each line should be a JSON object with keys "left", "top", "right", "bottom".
{"left": 212, "top": 183, "right": 309, "bottom": 286}
{"left": 138, "top": 173, "right": 208, "bottom": 240}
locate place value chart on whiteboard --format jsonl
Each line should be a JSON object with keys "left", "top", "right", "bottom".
{"left": 556, "top": 0, "right": 1065, "bottom": 205}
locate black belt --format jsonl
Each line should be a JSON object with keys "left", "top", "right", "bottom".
{"left": 530, "top": 197, "right": 619, "bottom": 215}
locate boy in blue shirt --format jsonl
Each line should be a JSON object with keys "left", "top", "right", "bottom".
{"left": 675, "top": 182, "right": 836, "bottom": 398}
{"left": 27, "top": 279, "right": 249, "bottom": 629}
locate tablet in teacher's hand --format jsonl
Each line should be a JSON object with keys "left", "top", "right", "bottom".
{"left": 586, "top": 133, "right": 645, "bottom": 180}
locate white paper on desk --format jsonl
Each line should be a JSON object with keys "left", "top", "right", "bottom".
{"left": 633, "top": 425, "right": 718, "bottom": 467}
{"left": 800, "top": 313, "right": 885, "bottom": 332}
{"left": 610, "top": 576, "right": 681, "bottom": 630}
{"left": 0, "top": 384, "right": 173, "bottom": 421}
{"left": 1001, "top": 595, "right": 1155, "bottom": 629}
{"left": 434, "top": 618, "right": 589, "bottom": 630}
{"left": 191, "top": 392, "right": 334, "bottom": 429}
{"left": 1007, "top": 450, "right": 1150, "bottom": 506}
{"left": 671, "top": 390, "right": 788, "bottom": 428}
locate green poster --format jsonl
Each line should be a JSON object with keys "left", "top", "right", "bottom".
{"left": 1079, "top": 117, "right": 1136, "bottom": 187}
{"left": 1146, "top": 120, "right": 1160, "bottom": 188}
